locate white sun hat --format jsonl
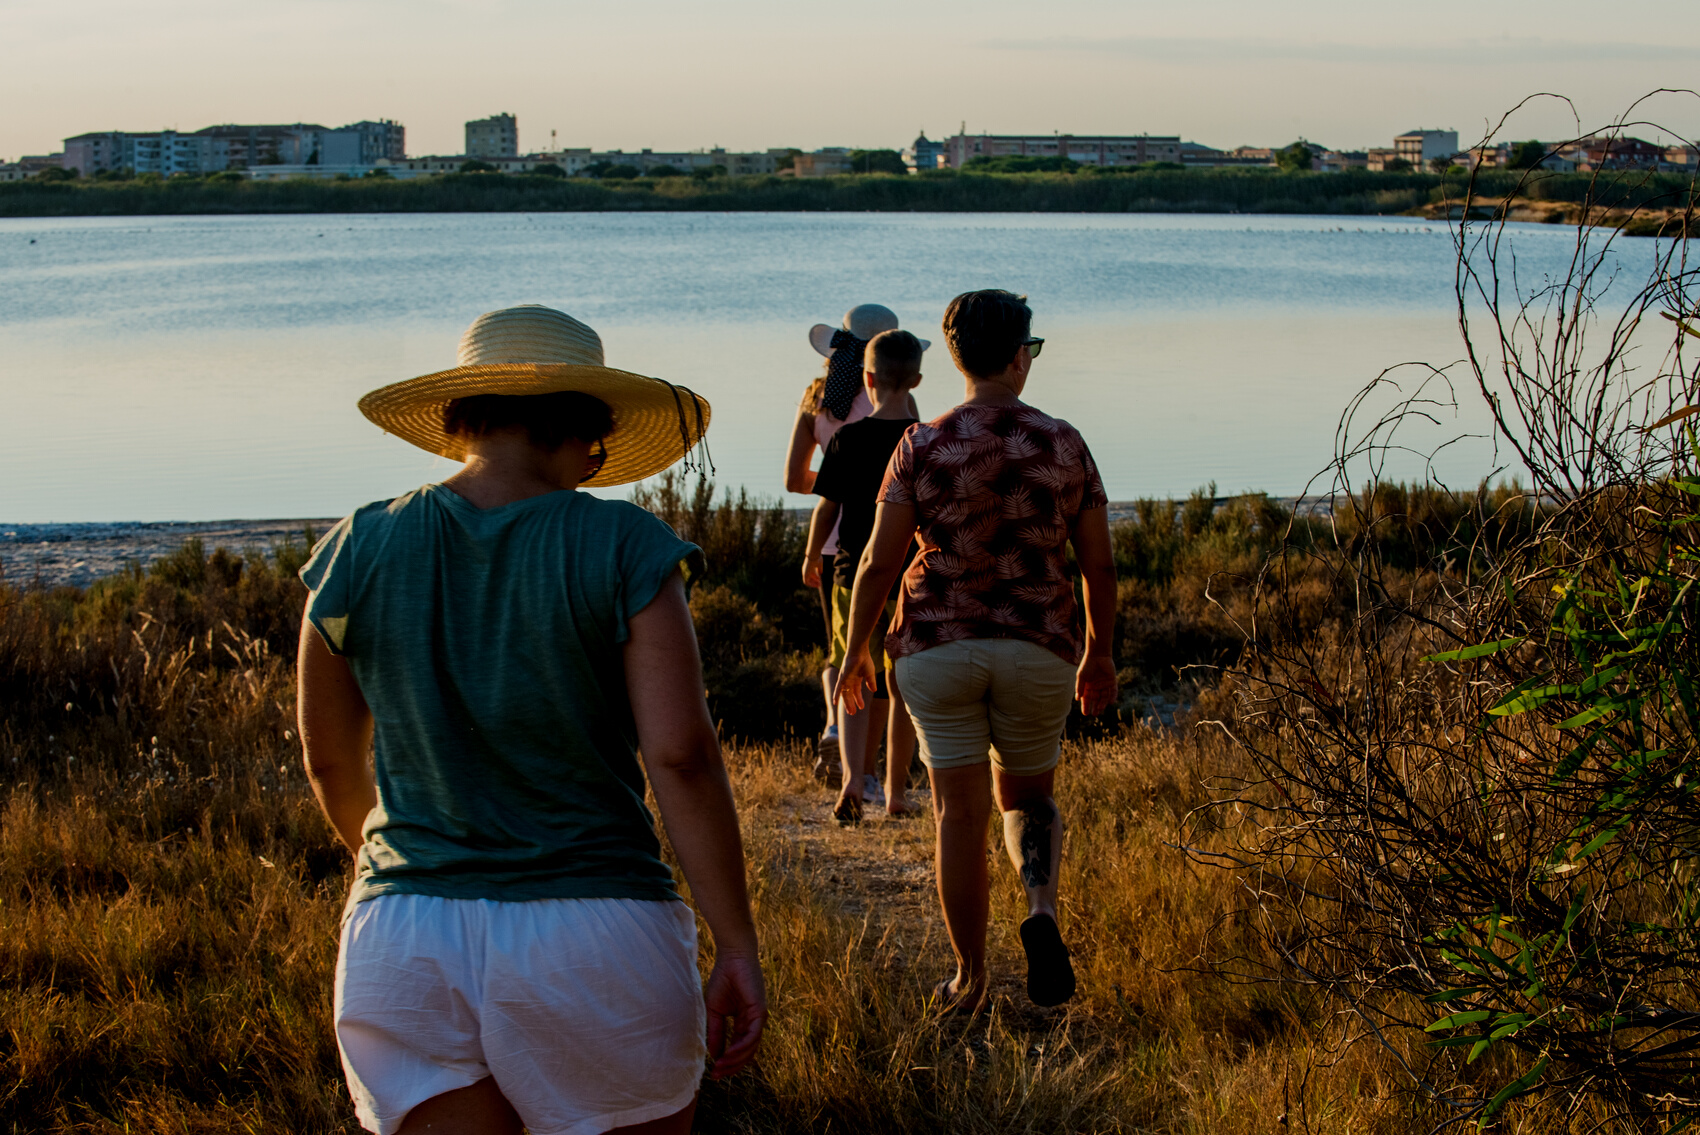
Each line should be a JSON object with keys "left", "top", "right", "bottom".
{"left": 358, "top": 305, "right": 710, "bottom": 488}
{"left": 808, "top": 303, "right": 931, "bottom": 356}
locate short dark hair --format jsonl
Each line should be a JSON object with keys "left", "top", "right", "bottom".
{"left": 443, "top": 391, "right": 614, "bottom": 450}
{"left": 942, "top": 289, "right": 1032, "bottom": 379}
{"left": 864, "top": 329, "right": 923, "bottom": 389}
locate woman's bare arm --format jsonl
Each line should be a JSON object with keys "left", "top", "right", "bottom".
{"left": 296, "top": 612, "right": 376, "bottom": 854}
{"left": 784, "top": 407, "right": 818, "bottom": 494}
{"left": 625, "top": 570, "right": 766, "bottom": 1078}
{"left": 1069, "top": 505, "right": 1119, "bottom": 716}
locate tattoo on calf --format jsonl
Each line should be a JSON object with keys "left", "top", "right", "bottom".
{"left": 1016, "top": 799, "right": 1056, "bottom": 889}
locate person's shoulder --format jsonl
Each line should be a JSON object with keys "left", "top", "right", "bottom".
{"left": 907, "top": 410, "right": 956, "bottom": 444}
{"left": 1013, "top": 403, "right": 1083, "bottom": 438}
{"left": 336, "top": 490, "right": 412, "bottom": 538}
{"left": 834, "top": 415, "right": 886, "bottom": 440}
{"left": 572, "top": 494, "right": 664, "bottom": 528}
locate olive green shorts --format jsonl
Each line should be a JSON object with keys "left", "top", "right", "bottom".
{"left": 828, "top": 585, "right": 895, "bottom": 698}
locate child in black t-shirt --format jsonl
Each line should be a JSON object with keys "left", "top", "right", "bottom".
{"left": 803, "top": 330, "right": 923, "bottom": 823}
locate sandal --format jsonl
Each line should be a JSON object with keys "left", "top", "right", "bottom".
{"left": 832, "top": 794, "right": 862, "bottom": 827}
{"left": 1019, "top": 914, "right": 1076, "bottom": 1007}
{"left": 929, "top": 977, "right": 987, "bottom": 1017}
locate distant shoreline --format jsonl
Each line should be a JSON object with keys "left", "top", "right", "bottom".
{"left": 3, "top": 168, "right": 1690, "bottom": 219}
{"left": 3, "top": 498, "right": 1336, "bottom": 589}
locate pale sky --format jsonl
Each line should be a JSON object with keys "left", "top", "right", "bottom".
{"left": 5, "top": 0, "right": 1699, "bottom": 161}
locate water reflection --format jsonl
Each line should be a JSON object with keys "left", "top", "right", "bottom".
{"left": 0, "top": 212, "right": 1542, "bottom": 521}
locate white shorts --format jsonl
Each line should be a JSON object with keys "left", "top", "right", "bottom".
{"left": 335, "top": 893, "right": 706, "bottom": 1135}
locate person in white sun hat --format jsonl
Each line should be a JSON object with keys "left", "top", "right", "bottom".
{"left": 296, "top": 304, "right": 765, "bottom": 1135}
{"left": 784, "top": 303, "right": 925, "bottom": 793}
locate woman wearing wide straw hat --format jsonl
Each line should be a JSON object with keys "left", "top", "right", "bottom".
{"left": 784, "top": 303, "right": 924, "bottom": 788}
{"left": 296, "top": 305, "right": 764, "bottom": 1135}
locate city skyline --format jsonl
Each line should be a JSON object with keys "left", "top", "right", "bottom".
{"left": 5, "top": 0, "right": 1700, "bottom": 162}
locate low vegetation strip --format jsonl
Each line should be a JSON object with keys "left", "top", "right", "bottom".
{"left": 3, "top": 168, "right": 1690, "bottom": 217}
{"left": 2, "top": 474, "right": 1641, "bottom": 1132}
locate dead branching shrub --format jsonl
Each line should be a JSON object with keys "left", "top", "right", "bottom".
{"left": 1199, "top": 94, "right": 1700, "bottom": 1131}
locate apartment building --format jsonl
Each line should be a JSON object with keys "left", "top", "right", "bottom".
{"left": 466, "top": 114, "right": 518, "bottom": 159}
{"left": 63, "top": 131, "right": 219, "bottom": 175}
{"left": 942, "top": 131, "right": 1182, "bottom": 168}
{"left": 322, "top": 120, "right": 406, "bottom": 165}
{"left": 1394, "top": 129, "right": 1459, "bottom": 169}
{"left": 61, "top": 121, "right": 403, "bottom": 175}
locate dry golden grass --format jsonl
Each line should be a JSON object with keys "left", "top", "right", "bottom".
{"left": 0, "top": 723, "right": 1586, "bottom": 1134}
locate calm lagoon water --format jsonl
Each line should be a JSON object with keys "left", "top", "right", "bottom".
{"left": 0, "top": 211, "right": 1577, "bottom": 523}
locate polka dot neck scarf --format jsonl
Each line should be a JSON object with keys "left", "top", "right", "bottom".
{"left": 822, "top": 328, "right": 867, "bottom": 420}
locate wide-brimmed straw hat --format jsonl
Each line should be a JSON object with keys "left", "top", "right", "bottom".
{"left": 808, "top": 303, "right": 930, "bottom": 356}
{"left": 358, "top": 305, "right": 710, "bottom": 488}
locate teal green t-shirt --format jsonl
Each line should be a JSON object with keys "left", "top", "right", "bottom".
{"left": 299, "top": 484, "right": 698, "bottom": 908}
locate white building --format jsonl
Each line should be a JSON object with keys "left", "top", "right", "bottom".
{"left": 1394, "top": 129, "right": 1459, "bottom": 170}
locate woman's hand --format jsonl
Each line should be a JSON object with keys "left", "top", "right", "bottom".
{"left": 1075, "top": 652, "right": 1118, "bottom": 717}
{"left": 833, "top": 644, "right": 878, "bottom": 715}
{"left": 704, "top": 949, "right": 767, "bottom": 1079}
{"left": 802, "top": 553, "right": 822, "bottom": 589}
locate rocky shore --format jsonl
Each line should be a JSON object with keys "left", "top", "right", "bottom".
{"left": 0, "top": 520, "right": 337, "bottom": 590}
{"left": 3, "top": 496, "right": 1330, "bottom": 591}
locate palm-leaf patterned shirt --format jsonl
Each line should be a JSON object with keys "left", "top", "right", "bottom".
{"left": 878, "top": 402, "right": 1107, "bottom": 664}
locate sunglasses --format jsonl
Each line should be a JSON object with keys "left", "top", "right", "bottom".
{"left": 1023, "top": 337, "right": 1045, "bottom": 358}
{"left": 579, "top": 438, "right": 608, "bottom": 485}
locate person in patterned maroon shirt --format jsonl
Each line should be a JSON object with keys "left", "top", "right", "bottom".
{"left": 837, "top": 289, "right": 1117, "bottom": 1013}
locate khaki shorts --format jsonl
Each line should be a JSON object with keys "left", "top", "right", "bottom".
{"left": 828, "top": 585, "right": 895, "bottom": 698}
{"left": 894, "top": 638, "right": 1077, "bottom": 775}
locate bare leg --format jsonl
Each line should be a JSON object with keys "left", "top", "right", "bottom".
{"left": 994, "top": 769, "right": 1061, "bottom": 919}
{"left": 995, "top": 767, "right": 1074, "bottom": 1005}
{"left": 820, "top": 666, "right": 839, "bottom": 731}
{"left": 885, "top": 668, "right": 916, "bottom": 814}
{"left": 928, "top": 763, "right": 994, "bottom": 1008}
{"left": 836, "top": 696, "right": 888, "bottom": 811}
{"left": 397, "top": 1079, "right": 697, "bottom": 1135}
{"left": 397, "top": 1077, "right": 523, "bottom": 1135}
{"left": 864, "top": 697, "right": 887, "bottom": 779}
